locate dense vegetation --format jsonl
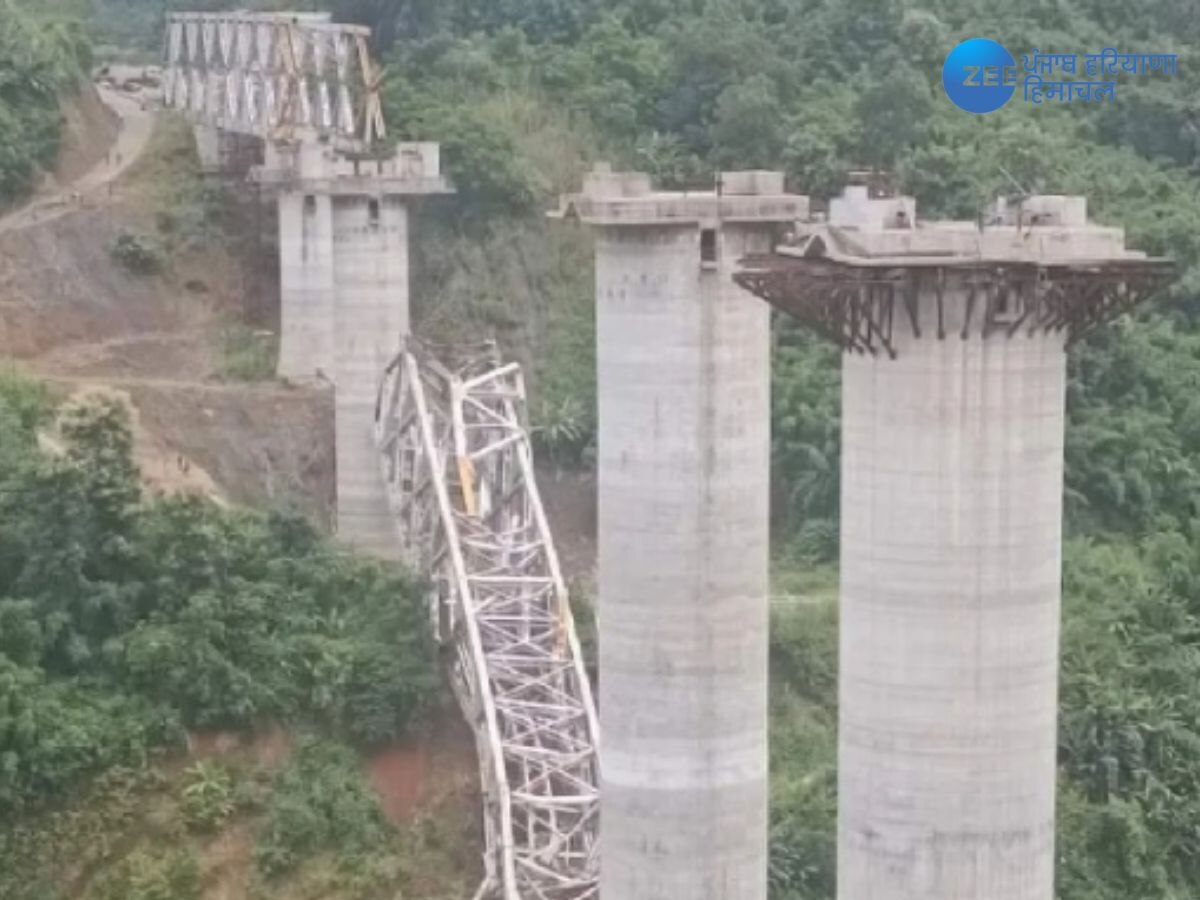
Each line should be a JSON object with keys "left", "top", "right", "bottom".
{"left": 0, "top": 0, "right": 93, "bottom": 205}
{"left": 6, "top": 0, "right": 1200, "bottom": 898}
{"left": 0, "top": 375, "right": 435, "bottom": 821}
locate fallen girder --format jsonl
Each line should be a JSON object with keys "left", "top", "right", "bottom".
{"left": 375, "top": 339, "right": 600, "bottom": 900}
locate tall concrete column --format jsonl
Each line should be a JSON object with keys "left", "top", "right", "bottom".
{"left": 838, "top": 285, "right": 1066, "bottom": 900}
{"left": 256, "top": 141, "right": 449, "bottom": 556}
{"left": 558, "top": 167, "right": 806, "bottom": 899}
{"left": 732, "top": 188, "right": 1169, "bottom": 900}
{"left": 333, "top": 195, "right": 411, "bottom": 554}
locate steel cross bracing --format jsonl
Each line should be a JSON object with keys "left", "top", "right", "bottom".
{"left": 735, "top": 256, "right": 1176, "bottom": 357}
{"left": 375, "top": 339, "right": 600, "bottom": 900}
{"left": 164, "top": 12, "right": 386, "bottom": 147}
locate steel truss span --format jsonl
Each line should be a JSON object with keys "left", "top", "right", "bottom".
{"left": 735, "top": 256, "right": 1176, "bottom": 357}
{"left": 375, "top": 340, "right": 600, "bottom": 900}
{"left": 164, "top": 12, "right": 386, "bottom": 146}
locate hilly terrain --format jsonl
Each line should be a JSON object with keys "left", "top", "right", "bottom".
{"left": 2, "top": 2, "right": 1200, "bottom": 900}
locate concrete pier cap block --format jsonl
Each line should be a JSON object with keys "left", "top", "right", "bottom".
{"left": 721, "top": 169, "right": 786, "bottom": 196}
{"left": 254, "top": 140, "right": 452, "bottom": 197}
{"left": 993, "top": 193, "right": 1088, "bottom": 227}
{"left": 581, "top": 162, "right": 652, "bottom": 199}
{"left": 555, "top": 162, "right": 809, "bottom": 228}
{"left": 807, "top": 184, "right": 1140, "bottom": 264}
{"left": 829, "top": 184, "right": 917, "bottom": 230}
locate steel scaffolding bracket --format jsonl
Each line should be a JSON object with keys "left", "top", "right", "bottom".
{"left": 375, "top": 338, "right": 600, "bottom": 900}
{"left": 735, "top": 256, "right": 1176, "bottom": 355}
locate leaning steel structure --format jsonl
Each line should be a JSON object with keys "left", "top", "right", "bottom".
{"left": 736, "top": 188, "right": 1173, "bottom": 900}
{"left": 375, "top": 339, "right": 600, "bottom": 900}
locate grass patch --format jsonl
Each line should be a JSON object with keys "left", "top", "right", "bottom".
{"left": 220, "top": 323, "right": 277, "bottom": 382}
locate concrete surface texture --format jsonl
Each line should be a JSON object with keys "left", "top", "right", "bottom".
{"left": 332, "top": 195, "right": 410, "bottom": 555}
{"left": 829, "top": 189, "right": 1134, "bottom": 900}
{"left": 839, "top": 284, "right": 1065, "bottom": 900}
{"left": 277, "top": 190, "right": 335, "bottom": 379}
{"left": 560, "top": 166, "right": 806, "bottom": 900}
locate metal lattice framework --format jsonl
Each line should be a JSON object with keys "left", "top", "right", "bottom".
{"left": 164, "top": 12, "right": 386, "bottom": 146}
{"left": 375, "top": 339, "right": 600, "bottom": 900}
{"left": 735, "top": 255, "right": 1176, "bottom": 358}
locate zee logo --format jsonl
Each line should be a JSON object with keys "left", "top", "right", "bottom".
{"left": 943, "top": 38, "right": 1017, "bottom": 114}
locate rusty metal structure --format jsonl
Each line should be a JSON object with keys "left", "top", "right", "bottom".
{"left": 736, "top": 245, "right": 1175, "bottom": 359}
{"left": 375, "top": 339, "right": 601, "bottom": 900}
{"left": 164, "top": 11, "right": 386, "bottom": 147}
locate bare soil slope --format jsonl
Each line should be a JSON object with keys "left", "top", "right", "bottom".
{"left": 0, "top": 82, "right": 333, "bottom": 524}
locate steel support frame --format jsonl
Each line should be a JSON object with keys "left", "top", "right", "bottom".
{"left": 734, "top": 259, "right": 1175, "bottom": 355}
{"left": 375, "top": 339, "right": 600, "bottom": 900}
{"left": 164, "top": 12, "right": 386, "bottom": 147}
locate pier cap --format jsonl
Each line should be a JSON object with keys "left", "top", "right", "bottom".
{"left": 552, "top": 163, "right": 808, "bottom": 227}
{"left": 252, "top": 140, "right": 454, "bottom": 196}
{"left": 735, "top": 186, "right": 1174, "bottom": 355}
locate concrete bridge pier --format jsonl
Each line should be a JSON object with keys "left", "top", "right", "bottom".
{"left": 557, "top": 167, "right": 807, "bottom": 900}
{"left": 257, "top": 141, "right": 450, "bottom": 554}
{"left": 733, "top": 188, "right": 1172, "bottom": 900}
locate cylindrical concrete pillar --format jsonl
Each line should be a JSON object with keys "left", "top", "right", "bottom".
{"left": 838, "top": 285, "right": 1065, "bottom": 900}
{"left": 333, "top": 194, "right": 410, "bottom": 556}
{"left": 277, "top": 190, "right": 335, "bottom": 380}
{"left": 557, "top": 167, "right": 805, "bottom": 899}
{"left": 595, "top": 222, "right": 772, "bottom": 899}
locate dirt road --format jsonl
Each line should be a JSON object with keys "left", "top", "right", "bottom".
{"left": 0, "top": 70, "right": 159, "bottom": 235}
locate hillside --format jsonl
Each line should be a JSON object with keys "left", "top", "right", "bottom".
{"left": 3, "top": 2, "right": 1200, "bottom": 900}
{"left": 0, "top": 9, "right": 486, "bottom": 899}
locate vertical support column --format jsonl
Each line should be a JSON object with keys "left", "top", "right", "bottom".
{"left": 256, "top": 140, "right": 448, "bottom": 557}
{"left": 596, "top": 220, "right": 773, "bottom": 899}
{"left": 333, "top": 194, "right": 410, "bottom": 555}
{"left": 276, "top": 190, "right": 335, "bottom": 380}
{"left": 838, "top": 286, "right": 1065, "bottom": 900}
{"left": 556, "top": 167, "right": 806, "bottom": 899}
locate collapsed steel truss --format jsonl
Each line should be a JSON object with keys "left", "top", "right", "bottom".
{"left": 375, "top": 339, "right": 600, "bottom": 900}
{"left": 735, "top": 256, "right": 1175, "bottom": 357}
{"left": 164, "top": 11, "right": 386, "bottom": 146}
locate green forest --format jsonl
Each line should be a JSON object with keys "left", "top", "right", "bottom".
{"left": 5, "top": 0, "right": 1200, "bottom": 898}
{"left": 0, "top": 0, "right": 92, "bottom": 204}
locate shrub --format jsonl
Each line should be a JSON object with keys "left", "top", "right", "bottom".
{"left": 109, "top": 230, "right": 165, "bottom": 275}
{"left": 92, "top": 849, "right": 200, "bottom": 900}
{"left": 255, "top": 739, "right": 397, "bottom": 881}
{"left": 178, "top": 761, "right": 235, "bottom": 832}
